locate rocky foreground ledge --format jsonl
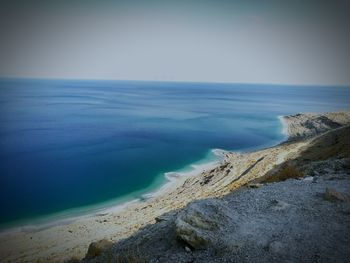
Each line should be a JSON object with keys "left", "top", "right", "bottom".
{"left": 0, "top": 111, "right": 349, "bottom": 263}
{"left": 85, "top": 159, "right": 350, "bottom": 263}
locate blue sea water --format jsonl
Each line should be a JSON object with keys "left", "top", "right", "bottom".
{"left": 0, "top": 79, "right": 349, "bottom": 227}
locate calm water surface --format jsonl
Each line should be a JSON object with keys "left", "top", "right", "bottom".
{"left": 0, "top": 79, "right": 349, "bottom": 226}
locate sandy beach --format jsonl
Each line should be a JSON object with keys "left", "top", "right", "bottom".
{"left": 0, "top": 111, "right": 349, "bottom": 263}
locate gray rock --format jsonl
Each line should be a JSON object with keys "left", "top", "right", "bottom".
{"left": 303, "top": 176, "right": 314, "bottom": 182}
{"left": 175, "top": 198, "right": 236, "bottom": 250}
{"left": 84, "top": 239, "right": 113, "bottom": 260}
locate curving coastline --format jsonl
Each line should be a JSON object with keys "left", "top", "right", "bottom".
{"left": 0, "top": 110, "right": 349, "bottom": 263}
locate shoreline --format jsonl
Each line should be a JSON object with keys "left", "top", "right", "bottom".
{"left": 3, "top": 111, "right": 347, "bottom": 262}
{"left": 0, "top": 114, "right": 285, "bottom": 234}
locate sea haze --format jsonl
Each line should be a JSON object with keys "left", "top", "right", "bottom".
{"left": 0, "top": 79, "right": 349, "bottom": 226}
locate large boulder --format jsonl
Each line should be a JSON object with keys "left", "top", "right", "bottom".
{"left": 84, "top": 239, "right": 113, "bottom": 260}
{"left": 175, "top": 198, "right": 237, "bottom": 250}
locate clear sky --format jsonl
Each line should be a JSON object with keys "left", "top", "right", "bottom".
{"left": 0, "top": 0, "right": 349, "bottom": 85}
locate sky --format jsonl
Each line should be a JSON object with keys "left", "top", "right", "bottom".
{"left": 0, "top": 0, "right": 350, "bottom": 85}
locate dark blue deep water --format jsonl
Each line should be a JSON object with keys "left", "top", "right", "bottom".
{"left": 0, "top": 79, "right": 349, "bottom": 226}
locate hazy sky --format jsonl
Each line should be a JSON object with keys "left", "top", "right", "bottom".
{"left": 0, "top": 0, "right": 350, "bottom": 85}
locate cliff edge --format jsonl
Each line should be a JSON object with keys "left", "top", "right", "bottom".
{"left": 282, "top": 110, "right": 350, "bottom": 141}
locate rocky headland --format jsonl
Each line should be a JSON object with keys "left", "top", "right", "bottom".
{"left": 1, "top": 111, "right": 349, "bottom": 263}
{"left": 282, "top": 110, "right": 350, "bottom": 141}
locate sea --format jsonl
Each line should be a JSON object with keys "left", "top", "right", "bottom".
{"left": 0, "top": 79, "right": 349, "bottom": 228}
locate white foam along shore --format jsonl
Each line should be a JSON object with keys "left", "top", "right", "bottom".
{"left": 144, "top": 119, "right": 289, "bottom": 201}
{"left": 143, "top": 149, "right": 226, "bottom": 199}
{"left": 278, "top": 115, "right": 289, "bottom": 137}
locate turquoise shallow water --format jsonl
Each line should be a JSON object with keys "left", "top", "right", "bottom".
{"left": 0, "top": 79, "right": 349, "bottom": 227}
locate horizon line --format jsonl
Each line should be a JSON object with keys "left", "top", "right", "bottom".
{"left": 0, "top": 76, "right": 349, "bottom": 88}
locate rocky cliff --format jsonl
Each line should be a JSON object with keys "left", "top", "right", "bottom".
{"left": 282, "top": 110, "right": 350, "bottom": 141}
